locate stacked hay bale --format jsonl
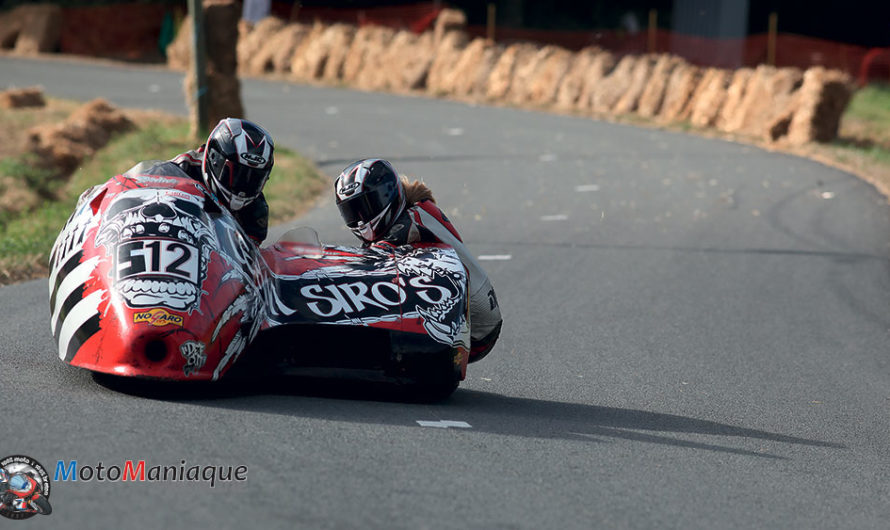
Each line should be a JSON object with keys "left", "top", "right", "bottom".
{"left": 688, "top": 68, "right": 732, "bottom": 127}
{"left": 0, "top": 4, "right": 63, "bottom": 55}
{"left": 485, "top": 43, "right": 538, "bottom": 101}
{"left": 0, "top": 87, "right": 46, "bottom": 109}
{"left": 176, "top": 7, "right": 856, "bottom": 146}
{"left": 341, "top": 26, "right": 397, "bottom": 89}
{"left": 555, "top": 47, "right": 604, "bottom": 110}
{"left": 288, "top": 23, "right": 329, "bottom": 80}
{"left": 447, "top": 38, "right": 499, "bottom": 97}
{"left": 721, "top": 65, "right": 803, "bottom": 135}
{"left": 716, "top": 68, "right": 755, "bottom": 131}
{"left": 589, "top": 55, "right": 637, "bottom": 114}
{"left": 379, "top": 30, "right": 437, "bottom": 92}
{"left": 657, "top": 62, "right": 702, "bottom": 122}
{"left": 767, "top": 67, "right": 854, "bottom": 145}
{"left": 525, "top": 46, "right": 574, "bottom": 106}
{"left": 237, "top": 17, "right": 285, "bottom": 75}
{"left": 25, "top": 99, "right": 134, "bottom": 175}
{"left": 427, "top": 20, "right": 470, "bottom": 95}
{"left": 260, "top": 24, "right": 312, "bottom": 74}
{"left": 636, "top": 55, "right": 683, "bottom": 118}
{"left": 572, "top": 50, "right": 616, "bottom": 112}
{"left": 291, "top": 23, "right": 355, "bottom": 81}
{"left": 613, "top": 54, "right": 656, "bottom": 114}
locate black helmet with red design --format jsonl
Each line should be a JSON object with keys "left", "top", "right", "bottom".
{"left": 202, "top": 118, "right": 274, "bottom": 211}
{"left": 334, "top": 158, "right": 406, "bottom": 242}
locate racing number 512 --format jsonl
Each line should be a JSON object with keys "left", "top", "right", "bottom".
{"left": 117, "top": 239, "right": 199, "bottom": 283}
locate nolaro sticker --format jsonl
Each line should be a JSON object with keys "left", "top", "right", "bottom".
{"left": 0, "top": 455, "right": 52, "bottom": 520}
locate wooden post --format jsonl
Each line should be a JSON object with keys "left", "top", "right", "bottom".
{"left": 187, "top": 0, "right": 208, "bottom": 139}
{"left": 487, "top": 3, "right": 496, "bottom": 42}
{"left": 648, "top": 9, "right": 657, "bottom": 54}
{"left": 767, "top": 12, "right": 778, "bottom": 66}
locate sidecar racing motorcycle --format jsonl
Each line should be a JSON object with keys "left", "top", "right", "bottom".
{"left": 48, "top": 164, "right": 471, "bottom": 397}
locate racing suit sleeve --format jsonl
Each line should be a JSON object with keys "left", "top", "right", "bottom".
{"left": 170, "top": 146, "right": 205, "bottom": 182}
{"left": 233, "top": 193, "right": 269, "bottom": 245}
{"left": 366, "top": 209, "right": 432, "bottom": 251}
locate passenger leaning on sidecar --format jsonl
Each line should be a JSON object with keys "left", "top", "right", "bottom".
{"left": 334, "top": 158, "right": 503, "bottom": 362}
{"left": 170, "top": 117, "right": 274, "bottom": 244}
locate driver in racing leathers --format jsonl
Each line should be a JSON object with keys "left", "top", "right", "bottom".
{"left": 126, "top": 117, "right": 275, "bottom": 245}
{"left": 169, "top": 117, "right": 274, "bottom": 245}
{"left": 334, "top": 158, "right": 502, "bottom": 362}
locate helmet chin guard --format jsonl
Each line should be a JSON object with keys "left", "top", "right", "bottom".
{"left": 350, "top": 203, "right": 393, "bottom": 242}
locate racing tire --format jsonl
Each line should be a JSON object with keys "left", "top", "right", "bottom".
{"left": 29, "top": 496, "right": 51, "bottom": 515}
{"left": 396, "top": 349, "right": 461, "bottom": 402}
{"left": 406, "top": 378, "right": 459, "bottom": 402}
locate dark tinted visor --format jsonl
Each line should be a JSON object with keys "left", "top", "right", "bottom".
{"left": 338, "top": 188, "right": 390, "bottom": 227}
{"left": 221, "top": 161, "right": 269, "bottom": 199}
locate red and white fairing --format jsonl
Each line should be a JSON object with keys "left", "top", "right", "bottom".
{"left": 48, "top": 173, "right": 470, "bottom": 383}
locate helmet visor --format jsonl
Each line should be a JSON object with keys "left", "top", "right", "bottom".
{"left": 217, "top": 160, "right": 269, "bottom": 201}
{"left": 338, "top": 188, "right": 391, "bottom": 228}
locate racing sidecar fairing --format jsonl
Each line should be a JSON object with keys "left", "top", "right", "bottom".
{"left": 48, "top": 168, "right": 471, "bottom": 391}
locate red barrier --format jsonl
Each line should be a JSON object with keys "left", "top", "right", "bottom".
{"left": 60, "top": 3, "right": 171, "bottom": 60}
{"left": 272, "top": 1, "right": 442, "bottom": 34}
{"left": 52, "top": 1, "right": 885, "bottom": 82}
{"left": 858, "top": 48, "right": 890, "bottom": 86}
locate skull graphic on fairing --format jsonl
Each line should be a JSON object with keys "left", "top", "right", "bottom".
{"left": 95, "top": 188, "right": 216, "bottom": 311}
{"left": 396, "top": 247, "right": 470, "bottom": 348}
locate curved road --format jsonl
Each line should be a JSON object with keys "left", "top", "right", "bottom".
{"left": 2, "top": 56, "right": 890, "bottom": 529}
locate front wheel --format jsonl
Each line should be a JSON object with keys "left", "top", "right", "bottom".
{"left": 29, "top": 496, "right": 51, "bottom": 515}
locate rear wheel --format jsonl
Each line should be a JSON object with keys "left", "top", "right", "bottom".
{"left": 394, "top": 348, "right": 461, "bottom": 402}
{"left": 408, "top": 379, "right": 459, "bottom": 402}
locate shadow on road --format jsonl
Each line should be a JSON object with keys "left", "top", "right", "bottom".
{"left": 93, "top": 372, "right": 844, "bottom": 460}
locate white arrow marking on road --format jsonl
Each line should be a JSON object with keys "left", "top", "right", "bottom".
{"left": 478, "top": 254, "right": 512, "bottom": 261}
{"left": 416, "top": 420, "right": 472, "bottom": 429}
{"left": 541, "top": 214, "right": 568, "bottom": 221}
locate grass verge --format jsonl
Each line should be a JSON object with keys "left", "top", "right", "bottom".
{"left": 0, "top": 104, "right": 326, "bottom": 285}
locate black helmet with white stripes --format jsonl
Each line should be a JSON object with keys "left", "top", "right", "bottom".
{"left": 202, "top": 118, "right": 274, "bottom": 211}
{"left": 334, "top": 158, "right": 406, "bottom": 242}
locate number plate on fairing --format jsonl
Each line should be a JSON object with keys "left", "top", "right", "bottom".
{"left": 113, "top": 238, "right": 201, "bottom": 310}
{"left": 116, "top": 239, "right": 199, "bottom": 284}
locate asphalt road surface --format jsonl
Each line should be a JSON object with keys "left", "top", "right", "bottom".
{"left": 2, "top": 55, "right": 890, "bottom": 529}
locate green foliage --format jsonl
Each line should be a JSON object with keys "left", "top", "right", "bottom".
{"left": 0, "top": 153, "right": 60, "bottom": 198}
{"left": 845, "top": 84, "right": 890, "bottom": 127}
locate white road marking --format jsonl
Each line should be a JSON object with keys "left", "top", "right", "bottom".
{"left": 446, "top": 127, "right": 464, "bottom": 136}
{"left": 575, "top": 184, "right": 600, "bottom": 192}
{"left": 148, "top": 84, "right": 160, "bottom": 93}
{"left": 539, "top": 154, "right": 557, "bottom": 162}
{"left": 325, "top": 106, "right": 339, "bottom": 115}
{"left": 416, "top": 420, "right": 472, "bottom": 429}
{"left": 541, "top": 214, "right": 568, "bottom": 221}
{"left": 478, "top": 254, "right": 512, "bottom": 261}
{"left": 821, "top": 191, "right": 835, "bottom": 199}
